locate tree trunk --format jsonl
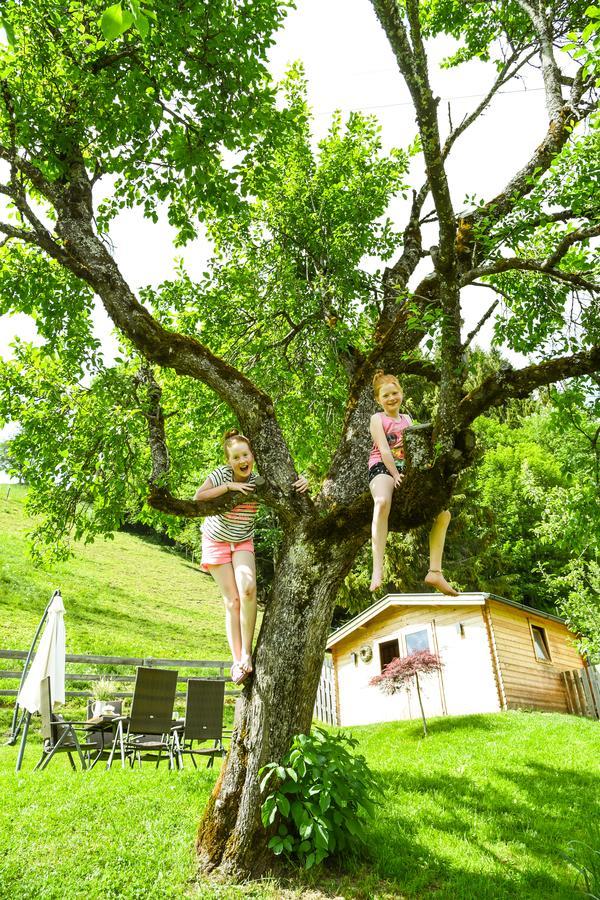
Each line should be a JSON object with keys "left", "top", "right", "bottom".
{"left": 196, "top": 522, "right": 365, "bottom": 879}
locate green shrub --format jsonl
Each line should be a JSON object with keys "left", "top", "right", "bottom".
{"left": 258, "top": 727, "right": 378, "bottom": 869}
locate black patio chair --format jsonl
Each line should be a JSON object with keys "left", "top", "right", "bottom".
{"left": 106, "top": 666, "right": 178, "bottom": 769}
{"left": 33, "top": 677, "right": 95, "bottom": 772}
{"left": 84, "top": 698, "right": 123, "bottom": 768}
{"left": 172, "top": 679, "right": 226, "bottom": 769}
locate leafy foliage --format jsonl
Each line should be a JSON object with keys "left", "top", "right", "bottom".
{"left": 0, "top": 0, "right": 289, "bottom": 240}
{"left": 259, "top": 728, "right": 378, "bottom": 869}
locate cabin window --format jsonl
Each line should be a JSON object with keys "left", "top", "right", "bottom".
{"left": 405, "top": 628, "right": 431, "bottom": 654}
{"left": 530, "top": 624, "right": 551, "bottom": 661}
{"left": 379, "top": 639, "right": 399, "bottom": 671}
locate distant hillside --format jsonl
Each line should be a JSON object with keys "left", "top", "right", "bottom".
{"left": 0, "top": 485, "right": 230, "bottom": 661}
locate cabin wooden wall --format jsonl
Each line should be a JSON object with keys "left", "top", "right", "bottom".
{"left": 486, "top": 600, "right": 585, "bottom": 713}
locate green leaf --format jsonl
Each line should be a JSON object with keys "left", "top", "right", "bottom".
{"left": 100, "top": 3, "right": 134, "bottom": 41}
{"left": 128, "top": 0, "right": 149, "bottom": 38}
{"left": 267, "top": 836, "right": 284, "bottom": 855}
{"left": 275, "top": 794, "right": 290, "bottom": 817}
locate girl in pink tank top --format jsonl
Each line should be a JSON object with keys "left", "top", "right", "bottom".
{"left": 369, "top": 371, "right": 458, "bottom": 597}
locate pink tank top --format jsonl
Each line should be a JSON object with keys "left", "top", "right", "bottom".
{"left": 368, "top": 412, "right": 413, "bottom": 468}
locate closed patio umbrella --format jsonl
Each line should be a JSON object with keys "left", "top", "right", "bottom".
{"left": 14, "top": 591, "right": 66, "bottom": 771}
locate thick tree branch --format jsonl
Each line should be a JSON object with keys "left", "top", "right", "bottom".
{"left": 377, "top": 186, "right": 426, "bottom": 335}
{"left": 462, "top": 257, "right": 599, "bottom": 293}
{"left": 514, "top": 0, "right": 565, "bottom": 119}
{"left": 26, "top": 149, "right": 312, "bottom": 520}
{"left": 0, "top": 221, "right": 39, "bottom": 244}
{"left": 369, "top": 0, "right": 455, "bottom": 260}
{"left": 0, "top": 144, "right": 61, "bottom": 205}
{"left": 469, "top": 105, "right": 589, "bottom": 236}
{"left": 459, "top": 346, "right": 600, "bottom": 424}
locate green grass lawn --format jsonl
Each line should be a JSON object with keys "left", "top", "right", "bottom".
{"left": 1, "top": 710, "right": 597, "bottom": 899}
{"left": 1, "top": 485, "right": 598, "bottom": 898}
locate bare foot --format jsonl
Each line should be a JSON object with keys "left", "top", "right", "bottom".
{"left": 370, "top": 571, "right": 382, "bottom": 592}
{"left": 240, "top": 654, "right": 253, "bottom": 675}
{"left": 424, "top": 570, "right": 459, "bottom": 597}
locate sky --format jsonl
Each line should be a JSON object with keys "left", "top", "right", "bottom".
{"left": 0, "top": 0, "right": 552, "bottom": 440}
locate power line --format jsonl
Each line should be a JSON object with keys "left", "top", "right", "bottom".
{"left": 314, "top": 85, "right": 545, "bottom": 117}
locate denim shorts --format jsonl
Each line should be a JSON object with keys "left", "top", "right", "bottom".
{"left": 368, "top": 459, "right": 405, "bottom": 483}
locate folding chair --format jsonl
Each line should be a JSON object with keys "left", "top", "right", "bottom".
{"left": 107, "top": 666, "right": 178, "bottom": 769}
{"left": 172, "top": 679, "right": 226, "bottom": 769}
{"left": 33, "top": 677, "right": 94, "bottom": 772}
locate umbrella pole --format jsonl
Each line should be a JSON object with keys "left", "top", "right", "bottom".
{"left": 7, "top": 589, "right": 60, "bottom": 745}
{"left": 15, "top": 712, "right": 31, "bottom": 773}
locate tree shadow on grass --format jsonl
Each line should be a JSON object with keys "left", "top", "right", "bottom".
{"left": 404, "top": 712, "right": 501, "bottom": 736}
{"left": 365, "top": 760, "right": 599, "bottom": 898}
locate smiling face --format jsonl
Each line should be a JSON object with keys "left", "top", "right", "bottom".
{"left": 376, "top": 380, "right": 403, "bottom": 417}
{"left": 226, "top": 439, "right": 254, "bottom": 481}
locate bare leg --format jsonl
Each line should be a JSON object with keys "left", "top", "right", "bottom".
{"left": 369, "top": 474, "right": 395, "bottom": 592}
{"left": 208, "top": 563, "right": 242, "bottom": 662}
{"left": 424, "top": 510, "right": 459, "bottom": 596}
{"left": 233, "top": 550, "right": 257, "bottom": 672}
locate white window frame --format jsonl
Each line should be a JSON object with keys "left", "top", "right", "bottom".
{"left": 401, "top": 622, "right": 434, "bottom": 656}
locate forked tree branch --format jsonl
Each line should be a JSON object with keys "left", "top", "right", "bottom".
{"left": 442, "top": 46, "right": 538, "bottom": 161}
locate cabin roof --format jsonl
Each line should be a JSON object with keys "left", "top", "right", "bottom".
{"left": 326, "top": 591, "right": 566, "bottom": 649}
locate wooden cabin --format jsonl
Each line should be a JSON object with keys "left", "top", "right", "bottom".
{"left": 326, "top": 593, "right": 585, "bottom": 727}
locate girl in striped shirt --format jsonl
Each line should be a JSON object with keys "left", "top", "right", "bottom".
{"left": 195, "top": 429, "right": 308, "bottom": 684}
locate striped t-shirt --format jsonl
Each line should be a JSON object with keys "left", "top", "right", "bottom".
{"left": 201, "top": 465, "right": 259, "bottom": 543}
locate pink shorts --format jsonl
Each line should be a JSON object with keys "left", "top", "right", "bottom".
{"left": 201, "top": 533, "right": 255, "bottom": 571}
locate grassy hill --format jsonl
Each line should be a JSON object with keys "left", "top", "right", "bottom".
{"left": 0, "top": 485, "right": 229, "bottom": 660}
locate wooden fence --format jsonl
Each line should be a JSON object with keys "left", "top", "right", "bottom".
{"left": 561, "top": 665, "right": 600, "bottom": 719}
{"left": 0, "top": 649, "right": 238, "bottom": 701}
{"left": 314, "top": 656, "right": 338, "bottom": 726}
{"left": 1, "top": 649, "right": 335, "bottom": 722}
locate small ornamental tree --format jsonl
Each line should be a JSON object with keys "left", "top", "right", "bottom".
{"left": 370, "top": 650, "right": 444, "bottom": 736}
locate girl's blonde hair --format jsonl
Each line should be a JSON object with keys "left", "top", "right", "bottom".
{"left": 222, "top": 428, "right": 253, "bottom": 460}
{"left": 372, "top": 370, "right": 403, "bottom": 401}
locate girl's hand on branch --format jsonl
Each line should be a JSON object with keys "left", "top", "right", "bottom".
{"left": 227, "top": 482, "right": 255, "bottom": 494}
{"left": 293, "top": 475, "right": 309, "bottom": 494}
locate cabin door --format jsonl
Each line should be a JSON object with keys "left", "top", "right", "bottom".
{"left": 401, "top": 623, "right": 445, "bottom": 719}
